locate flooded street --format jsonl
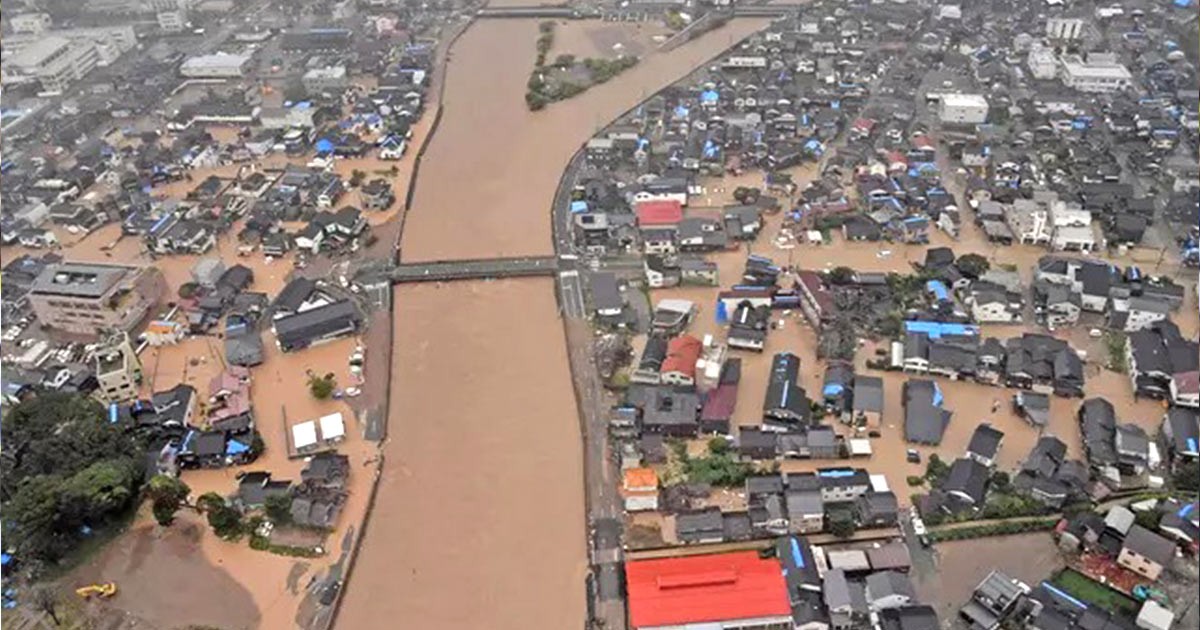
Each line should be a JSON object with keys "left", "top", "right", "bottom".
{"left": 913, "top": 532, "right": 1064, "bottom": 619}
{"left": 399, "top": 18, "right": 768, "bottom": 262}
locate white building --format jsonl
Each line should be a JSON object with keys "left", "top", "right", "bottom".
{"left": 1046, "top": 17, "right": 1084, "bottom": 41}
{"left": 1028, "top": 48, "right": 1059, "bottom": 80}
{"left": 1061, "top": 55, "right": 1133, "bottom": 93}
{"left": 302, "top": 66, "right": 349, "bottom": 93}
{"left": 158, "top": 8, "right": 189, "bottom": 32}
{"left": 938, "top": 93, "right": 989, "bottom": 124}
{"left": 9, "top": 36, "right": 100, "bottom": 93}
{"left": 11, "top": 13, "right": 52, "bottom": 35}
{"left": 181, "top": 53, "right": 252, "bottom": 78}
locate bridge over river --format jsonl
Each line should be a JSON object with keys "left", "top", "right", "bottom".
{"left": 390, "top": 255, "right": 561, "bottom": 283}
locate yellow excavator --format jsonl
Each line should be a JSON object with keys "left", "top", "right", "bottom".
{"left": 75, "top": 583, "right": 117, "bottom": 599}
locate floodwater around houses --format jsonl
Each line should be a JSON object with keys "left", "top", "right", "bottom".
{"left": 337, "top": 17, "right": 768, "bottom": 630}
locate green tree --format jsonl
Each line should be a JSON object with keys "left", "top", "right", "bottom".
{"left": 6, "top": 476, "right": 70, "bottom": 561}
{"left": 147, "top": 474, "right": 191, "bottom": 526}
{"left": 955, "top": 253, "right": 990, "bottom": 279}
{"left": 828, "top": 266, "right": 855, "bottom": 285}
{"left": 990, "top": 471, "right": 1011, "bottom": 494}
{"left": 1172, "top": 459, "right": 1199, "bottom": 492}
{"left": 925, "top": 454, "right": 950, "bottom": 484}
{"left": 265, "top": 494, "right": 293, "bottom": 524}
{"left": 707, "top": 437, "right": 730, "bottom": 456}
{"left": 308, "top": 373, "right": 336, "bottom": 400}
{"left": 198, "top": 492, "right": 243, "bottom": 539}
{"left": 525, "top": 90, "right": 548, "bottom": 111}
{"left": 553, "top": 53, "right": 576, "bottom": 68}
{"left": 60, "top": 459, "right": 139, "bottom": 523}
{"left": 829, "top": 517, "right": 857, "bottom": 539}
{"left": 1134, "top": 509, "right": 1162, "bottom": 531}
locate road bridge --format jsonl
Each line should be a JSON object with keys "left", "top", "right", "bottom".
{"left": 475, "top": 6, "right": 600, "bottom": 18}
{"left": 390, "top": 256, "right": 559, "bottom": 283}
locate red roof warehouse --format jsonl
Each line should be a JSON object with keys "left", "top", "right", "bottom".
{"left": 635, "top": 200, "right": 684, "bottom": 227}
{"left": 625, "top": 552, "right": 792, "bottom": 629}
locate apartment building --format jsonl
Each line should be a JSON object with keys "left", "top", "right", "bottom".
{"left": 9, "top": 36, "right": 100, "bottom": 93}
{"left": 29, "top": 262, "right": 165, "bottom": 337}
{"left": 1060, "top": 54, "right": 1133, "bottom": 93}
{"left": 94, "top": 334, "right": 142, "bottom": 404}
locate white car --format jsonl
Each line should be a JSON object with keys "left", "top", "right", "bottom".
{"left": 911, "top": 516, "right": 927, "bottom": 536}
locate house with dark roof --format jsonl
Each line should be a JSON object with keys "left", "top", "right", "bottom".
{"left": 959, "top": 571, "right": 1028, "bottom": 630}
{"left": 1127, "top": 322, "right": 1198, "bottom": 402}
{"left": 1014, "top": 436, "right": 1087, "bottom": 508}
{"left": 1117, "top": 525, "right": 1176, "bottom": 580}
{"left": 1161, "top": 408, "right": 1200, "bottom": 463}
{"left": 739, "top": 426, "right": 780, "bottom": 460}
{"left": 236, "top": 471, "right": 291, "bottom": 509}
{"left": 273, "top": 299, "right": 362, "bottom": 352}
{"left": 675, "top": 507, "right": 726, "bottom": 544}
{"left": 865, "top": 571, "right": 917, "bottom": 611}
{"left": 1004, "top": 334, "right": 1084, "bottom": 396}
{"left": 967, "top": 424, "right": 1004, "bottom": 468}
{"left": 903, "top": 380, "right": 951, "bottom": 445}
{"left": 879, "top": 606, "right": 939, "bottom": 630}
{"left": 943, "top": 458, "right": 990, "bottom": 510}
{"left": 856, "top": 491, "right": 899, "bottom": 528}
{"left": 763, "top": 353, "right": 812, "bottom": 430}
{"left": 852, "top": 376, "right": 884, "bottom": 428}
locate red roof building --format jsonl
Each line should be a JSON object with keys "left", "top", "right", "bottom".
{"left": 636, "top": 200, "right": 684, "bottom": 228}
{"left": 660, "top": 335, "right": 703, "bottom": 385}
{"left": 626, "top": 552, "right": 791, "bottom": 629}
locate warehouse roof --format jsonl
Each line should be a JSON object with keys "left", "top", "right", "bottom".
{"left": 626, "top": 552, "right": 790, "bottom": 628}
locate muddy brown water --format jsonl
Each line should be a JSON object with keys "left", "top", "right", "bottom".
{"left": 399, "top": 18, "right": 768, "bottom": 262}
{"left": 338, "top": 17, "right": 768, "bottom": 629}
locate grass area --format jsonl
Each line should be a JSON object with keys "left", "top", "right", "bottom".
{"left": 1049, "top": 569, "right": 1140, "bottom": 616}
{"left": 1104, "top": 332, "right": 1128, "bottom": 373}
{"left": 926, "top": 517, "right": 1059, "bottom": 542}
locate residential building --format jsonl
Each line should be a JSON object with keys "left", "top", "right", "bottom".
{"left": 852, "top": 376, "right": 884, "bottom": 428}
{"left": 625, "top": 552, "right": 791, "bottom": 630}
{"left": 903, "top": 379, "right": 951, "bottom": 445}
{"left": 661, "top": 335, "right": 703, "bottom": 386}
{"left": 622, "top": 467, "right": 659, "bottom": 512}
{"left": 272, "top": 300, "right": 362, "bottom": 352}
{"left": 938, "top": 94, "right": 989, "bottom": 124}
{"left": 590, "top": 272, "right": 625, "bottom": 322}
{"left": 879, "top": 606, "right": 940, "bottom": 630}
{"left": 94, "top": 334, "right": 142, "bottom": 404}
{"left": 865, "top": 571, "right": 917, "bottom": 611}
{"left": 959, "top": 571, "right": 1028, "bottom": 630}
{"left": 9, "top": 36, "right": 100, "bottom": 93}
{"left": 967, "top": 424, "right": 1004, "bottom": 468}
{"left": 786, "top": 490, "right": 825, "bottom": 533}
{"left": 1161, "top": 408, "right": 1199, "bottom": 462}
{"left": 1128, "top": 322, "right": 1198, "bottom": 401}
{"left": 675, "top": 508, "right": 726, "bottom": 544}
{"left": 302, "top": 66, "right": 349, "bottom": 93}
{"left": 29, "top": 261, "right": 165, "bottom": 337}
{"left": 943, "top": 458, "right": 990, "bottom": 508}
{"left": 1046, "top": 17, "right": 1084, "bottom": 40}
{"left": 11, "top": 13, "right": 52, "bottom": 35}
{"left": 180, "top": 53, "right": 252, "bottom": 78}
{"left": 1060, "top": 54, "right": 1133, "bottom": 93}
{"left": 1117, "top": 525, "right": 1176, "bottom": 580}
{"left": 856, "top": 491, "right": 900, "bottom": 527}
{"left": 764, "top": 353, "right": 811, "bottom": 429}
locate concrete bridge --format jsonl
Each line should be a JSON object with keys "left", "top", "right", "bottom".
{"left": 475, "top": 6, "right": 600, "bottom": 18}
{"left": 390, "top": 256, "right": 560, "bottom": 283}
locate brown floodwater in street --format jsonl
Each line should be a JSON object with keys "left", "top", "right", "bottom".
{"left": 649, "top": 171, "right": 1198, "bottom": 507}
{"left": 914, "top": 532, "right": 1064, "bottom": 619}
{"left": 399, "top": 18, "right": 768, "bottom": 262}
{"left": 337, "top": 279, "right": 588, "bottom": 628}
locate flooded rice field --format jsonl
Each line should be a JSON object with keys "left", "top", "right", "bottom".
{"left": 399, "top": 18, "right": 768, "bottom": 262}
{"left": 337, "top": 279, "right": 587, "bottom": 628}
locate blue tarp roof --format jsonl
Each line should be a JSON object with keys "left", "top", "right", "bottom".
{"left": 904, "top": 321, "right": 979, "bottom": 339}
{"left": 1179, "top": 502, "right": 1195, "bottom": 518}
{"left": 1188, "top": 437, "right": 1198, "bottom": 454}
{"left": 818, "top": 469, "right": 855, "bottom": 478}
{"left": 926, "top": 280, "right": 950, "bottom": 302}
{"left": 932, "top": 382, "right": 944, "bottom": 407}
{"left": 790, "top": 538, "right": 806, "bottom": 568}
{"left": 1041, "top": 583, "right": 1088, "bottom": 609}
{"left": 226, "top": 439, "right": 250, "bottom": 456}
{"left": 109, "top": 403, "right": 119, "bottom": 424}
{"left": 824, "top": 383, "right": 844, "bottom": 397}
{"left": 1, "top": 554, "right": 11, "bottom": 566}
{"left": 314, "top": 139, "right": 335, "bottom": 153}
{"left": 570, "top": 200, "right": 588, "bottom": 213}
{"left": 700, "top": 89, "right": 719, "bottom": 103}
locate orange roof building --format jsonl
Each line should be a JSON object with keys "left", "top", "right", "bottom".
{"left": 661, "top": 335, "right": 703, "bottom": 385}
{"left": 623, "top": 467, "right": 659, "bottom": 512}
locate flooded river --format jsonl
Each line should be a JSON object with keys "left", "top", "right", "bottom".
{"left": 339, "top": 17, "right": 768, "bottom": 629}
{"left": 399, "top": 18, "right": 768, "bottom": 262}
